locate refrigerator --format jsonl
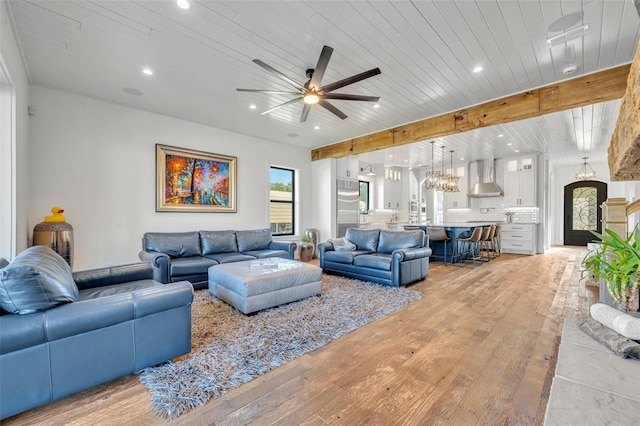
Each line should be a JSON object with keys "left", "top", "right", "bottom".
{"left": 336, "top": 178, "right": 360, "bottom": 237}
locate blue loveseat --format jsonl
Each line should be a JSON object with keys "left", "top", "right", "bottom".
{"left": 0, "top": 246, "right": 193, "bottom": 420}
{"left": 318, "top": 227, "right": 431, "bottom": 287}
{"left": 139, "top": 229, "right": 296, "bottom": 290}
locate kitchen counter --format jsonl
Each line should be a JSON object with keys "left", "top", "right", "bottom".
{"left": 441, "top": 222, "right": 499, "bottom": 227}
{"left": 402, "top": 224, "right": 488, "bottom": 263}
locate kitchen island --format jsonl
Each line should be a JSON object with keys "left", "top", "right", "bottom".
{"left": 405, "top": 222, "right": 499, "bottom": 263}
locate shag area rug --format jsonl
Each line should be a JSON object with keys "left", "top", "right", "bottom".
{"left": 138, "top": 275, "right": 422, "bottom": 419}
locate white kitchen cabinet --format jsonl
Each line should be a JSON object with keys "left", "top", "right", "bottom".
{"left": 379, "top": 167, "right": 402, "bottom": 209}
{"left": 383, "top": 179, "right": 402, "bottom": 209}
{"left": 504, "top": 156, "right": 536, "bottom": 207}
{"left": 500, "top": 224, "right": 537, "bottom": 255}
{"left": 506, "top": 157, "right": 534, "bottom": 173}
{"left": 444, "top": 165, "right": 468, "bottom": 209}
{"left": 336, "top": 157, "right": 358, "bottom": 179}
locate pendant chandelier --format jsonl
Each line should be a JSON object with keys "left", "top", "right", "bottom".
{"left": 439, "top": 145, "right": 449, "bottom": 190}
{"left": 576, "top": 157, "right": 596, "bottom": 180}
{"left": 425, "top": 141, "right": 441, "bottom": 189}
{"left": 444, "top": 150, "right": 460, "bottom": 192}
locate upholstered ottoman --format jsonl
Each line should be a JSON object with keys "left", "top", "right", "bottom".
{"left": 208, "top": 258, "right": 322, "bottom": 314}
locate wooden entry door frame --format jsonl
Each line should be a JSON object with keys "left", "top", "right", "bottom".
{"left": 563, "top": 180, "right": 608, "bottom": 246}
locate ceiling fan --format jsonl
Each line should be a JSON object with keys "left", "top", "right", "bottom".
{"left": 236, "top": 45, "right": 381, "bottom": 122}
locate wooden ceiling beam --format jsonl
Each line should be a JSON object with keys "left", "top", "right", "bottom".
{"left": 608, "top": 43, "right": 640, "bottom": 181}
{"left": 311, "top": 64, "right": 631, "bottom": 161}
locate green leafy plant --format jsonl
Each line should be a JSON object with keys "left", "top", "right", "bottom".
{"left": 581, "top": 226, "right": 640, "bottom": 310}
{"left": 300, "top": 235, "right": 313, "bottom": 243}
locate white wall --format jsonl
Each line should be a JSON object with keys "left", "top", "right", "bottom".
{"left": 0, "top": 1, "right": 30, "bottom": 258}
{"left": 549, "top": 161, "right": 637, "bottom": 245}
{"left": 28, "top": 86, "right": 313, "bottom": 270}
{"left": 311, "top": 158, "right": 334, "bottom": 244}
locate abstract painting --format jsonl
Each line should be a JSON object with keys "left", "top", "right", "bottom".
{"left": 156, "top": 144, "right": 236, "bottom": 212}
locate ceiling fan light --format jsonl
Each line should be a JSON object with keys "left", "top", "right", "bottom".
{"left": 303, "top": 94, "right": 320, "bottom": 104}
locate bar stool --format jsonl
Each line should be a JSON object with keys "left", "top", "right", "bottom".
{"left": 493, "top": 225, "right": 501, "bottom": 257}
{"left": 479, "top": 225, "right": 496, "bottom": 262}
{"left": 454, "top": 227, "right": 483, "bottom": 266}
{"left": 426, "top": 227, "right": 451, "bottom": 265}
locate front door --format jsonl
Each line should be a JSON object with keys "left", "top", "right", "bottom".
{"left": 563, "top": 180, "right": 607, "bottom": 246}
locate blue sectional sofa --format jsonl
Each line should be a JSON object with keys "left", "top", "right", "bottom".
{"left": 139, "top": 229, "right": 296, "bottom": 290}
{"left": 0, "top": 246, "right": 193, "bottom": 420}
{"left": 318, "top": 227, "right": 431, "bottom": 287}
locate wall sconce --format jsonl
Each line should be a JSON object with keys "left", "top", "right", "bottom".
{"left": 361, "top": 165, "right": 376, "bottom": 176}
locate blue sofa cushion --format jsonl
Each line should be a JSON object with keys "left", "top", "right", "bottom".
{"left": 345, "top": 228, "right": 380, "bottom": 252}
{"left": 199, "top": 230, "right": 238, "bottom": 255}
{"left": 243, "top": 249, "right": 289, "bottom": 259}
{"left": 353, "top": 254, "right": 392, "bottom": 271}
{"left": 169, "top": 257, "right": 218, "bottom": 276}
{"left": 324, "top": 250, "right": 372, "bottom": 265}
{"left": 79, "top": 280, "right": 161, "bottom": 300}
{"left": 236, "top": 229, "right": 272, "bottom": 252}
{"left": 377, "top": 230, "right": 424, "bottom": 254}
{"left": 0, "top": 246, "right": 79, "bottom": 314}
{"left": 144, "top": 232, "right": 201, "bottom": 257}
{"left": 205, "top": 252, "right": 255, "bottom": 264}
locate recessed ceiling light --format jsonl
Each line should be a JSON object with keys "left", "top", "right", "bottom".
{"left": 249, "top": 104, "right": 256, "bottom": 110}
{"left": 404, "top": 159, "right": 408, "bottom": 163}
{"left": 314, "top": 125, "right": 320, "bottom": 130}
{"left": 497, "top": 134, "right": 504, "bottom": 137}
{"left": 373, "top": 104, "right": 380, "bottom": 109}
{"left": 177, "top": 0, "right": 190, "bottom": 9}
{"left": 507, "top": 143, "right": 513, "bottom": 146}
{"left": 473, "top": 66, "right": 483, "bottom": 73}
{"left": 142, "top": 68, "right": 153, "bottom": 76}
{"left": 514, "top": 149, "right": 520, "bottom": 153}
{"left": 459, "top": 157, "right": 464, "bottom": 161}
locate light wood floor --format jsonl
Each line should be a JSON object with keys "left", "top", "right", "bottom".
{"left": 4, "top": 246, "right": 597, "bottom": 426}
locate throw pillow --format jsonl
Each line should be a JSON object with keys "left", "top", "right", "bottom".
{"left": 328, "top": 238, "right": 356, "bottom": 252}
{"left": 0, "top": 246, "right": 79, "bottom": 314}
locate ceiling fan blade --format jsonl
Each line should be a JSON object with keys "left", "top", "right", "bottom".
{"left": 253, "top": 59, "right": 304, "bottom": 90}
{"left": 318, "top": 99, "right": 347, "bottom": 120}
{"left": 260, "top": 97, "right": 303, "bottom": 115}
{"left": 300, "top": 104, "right": 311, "bottom": 122}
{"left": 236, "top": 88, "right": 301, "bottom": 95}
{"left": 322, "top": 93, "right": 380, "bottom": 102}
{"left": 309, "top": 45, "right": 333, "bottom": 90}
{"left": 320, "top": 68, "right": 381, "bottom": 93}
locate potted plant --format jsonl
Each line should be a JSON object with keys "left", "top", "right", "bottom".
{"left": 582, "top": 226, "right": 640, "bottom": 311}
{"left": 299, "top": 236, "right": 314, "bottom": 262}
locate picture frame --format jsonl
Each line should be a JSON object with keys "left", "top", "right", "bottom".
{"left": 156, "top": 144, "right": 237, "bottom": 212}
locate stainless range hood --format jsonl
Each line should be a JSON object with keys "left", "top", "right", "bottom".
{"left": 468, "top": 159, "right": 503, "bottom": 198}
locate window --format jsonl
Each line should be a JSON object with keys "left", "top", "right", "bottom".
{"left": 572, "top": 186, "right": 598, "bottom": 231}
{"left": 359, "top": 180, "right": 370, "bottom": 213}
{"left": 0, "top": 60, "right": 15, "bottom": 260}
{"left": 269, "top": 167, "right": 294, "bottom": 236}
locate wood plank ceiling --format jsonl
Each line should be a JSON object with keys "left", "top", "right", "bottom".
{"left": 6, "top": 0, "right": 640, "bottom": 170}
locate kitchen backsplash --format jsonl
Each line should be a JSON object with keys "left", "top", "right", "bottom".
{"left": 445, "top": 197, "right": 539, "bottom": 223}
